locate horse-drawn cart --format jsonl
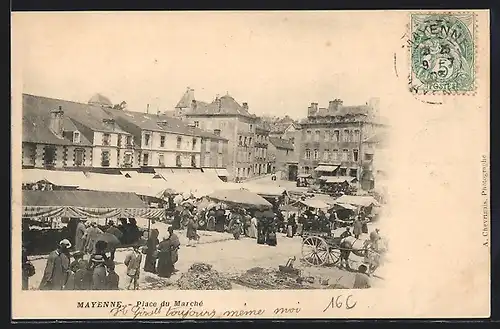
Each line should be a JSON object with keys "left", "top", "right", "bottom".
{"left": 301, "top": 230, "right": 372, "bottom": 267}
{"left": 301, "top": 231, "right": 343, "bottom": 266}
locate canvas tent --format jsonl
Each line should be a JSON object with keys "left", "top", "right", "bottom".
{"left": 77, "top": 172, "right": 168, "bottom": 199}
{"left": 334, "top": 195, "right": 380, "bottom": 207}
{"left": 22, "top": 169, "right": 88, "bottom": 188}
{"left": 22, "top": 190, "right": 165, "bottom": 219}
{"left": 207, "top": 188, "right": 272, "bottom": 209}
{"left": 239, "top": 182, "right": 286, "bottom": 197}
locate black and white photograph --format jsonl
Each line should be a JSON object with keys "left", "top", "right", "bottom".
{"left": 12, "top": 10, "right": 490, "bottom": 319}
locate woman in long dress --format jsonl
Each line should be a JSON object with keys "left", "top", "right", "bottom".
{"left": 248, "top": 215, "right": 258, "bottom": 239}
{"left": 144, "top": 228, "right": 159, "bottom": 273}
{"left": 156, "top": 227, "right": 181, "bottom": 278}
{"left": 83, "top": 222, "right": 104, "bottom": 255}
{"left": 186, "top": 217, "right": 199, "bottom": 247}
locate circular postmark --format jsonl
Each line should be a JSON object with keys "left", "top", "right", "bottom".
{"left": 410, "top": 14, "right": 474, "bottom": 93}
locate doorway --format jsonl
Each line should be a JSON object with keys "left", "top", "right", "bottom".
{"left": 288, "top": 164, "right": 298, "bottom": 181}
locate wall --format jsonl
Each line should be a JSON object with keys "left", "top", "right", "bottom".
{"left": 23, "top": 142, "right": 92, "bottom": 168}
{"left": 34, "top": 144, "right": 64, "bottom": 168}
{"left": 268, "top": 144, "right": 294, "bottom": 176}
{"left": 298, "top": 119, "right": 367, "bottom": 178}
{"left": 138, "top": 130, "right": 202, "bottom": 168}
{"left": 66, "top": 146, "right": 93, "bottom": 167}
{"left": 187, "top": 116, "right": 239, "bottom": 178}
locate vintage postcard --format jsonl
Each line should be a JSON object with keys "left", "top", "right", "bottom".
{"left": 11, "top": 10, "right": 490, "bottom": 319}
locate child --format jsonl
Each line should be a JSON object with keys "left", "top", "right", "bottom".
{"left": 106, "top": 266, "right": 120, "bottom": 290}
{"left": 124, "top": 245, "right": 142, "bottom": 290}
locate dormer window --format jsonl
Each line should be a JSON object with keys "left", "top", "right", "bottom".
{"left": 73, "top": 131, "right": 81, "bottom": 143}
{"left": 102, "top": 133, "right": 111, "bottom": 146}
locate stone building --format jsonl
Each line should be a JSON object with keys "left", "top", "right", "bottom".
{"left": 297, "top": 97, "right": 387, "bottom": 190}
{"left": 22, "top": 93, "right": 134, "bottom": 169}
{"left": 268, "top": 137, "right": 296, "bottom": 180}
{"left": 253, "top": 124, "right": 272, "bottom": 175}
{"left": 184, "top": 93, "right": 259, "bottom": 181}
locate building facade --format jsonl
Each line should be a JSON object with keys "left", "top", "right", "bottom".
{"left": 104, "top": 109, "right": 229, "bottom": 169}
{"left": 298, "top": 98, "right": 387, "bottom": 190}
{"left": 199, "top": 130, "right": 230, "bottom": 169}
{"left": 254, "top": 125, "right": 271, "bottom": 175}
{"left": 22, "top": 93, "right": 129, "bottom": 169}
{"left": 268, "top": 137, "right": 296, "bottom": 179}
{"left": 185, "top": 94, "right": 260, "bottom": 181}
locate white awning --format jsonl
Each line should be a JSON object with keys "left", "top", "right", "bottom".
{"left": 314, "top": 165, "right": 339, "bottom": 172}
{"left": 215, "top": 168, "right": 230, "bottom": 177}
{"left": 335, "top": 195, "right": 380, "bottom": 207}
{"left": 22, "top": 169, "right": 88, "bottom": 187}
{"left": 324, "top": 176, "right": 357, "bottom": 184}
{"left": 297, "top": 174, "right": 311, "bottom": 178}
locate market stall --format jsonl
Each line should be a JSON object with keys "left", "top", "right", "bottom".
{"left": 22, "top": 169, "right": 88, "bottom": 190}
{"left": 207, "top": 188, "right": 273, "bottom": 210}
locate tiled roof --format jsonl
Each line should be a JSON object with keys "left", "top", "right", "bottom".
{"left": 22, "top": 94, "right": 92, "bottom": 146}
{"left": 103, "top": 109, "right": 227, "bottom": 140}
{"left": 186, "top": 95, "right": 256, "bottom": 118}
{"left": 269, "top": 137, "right": 294, "bottom": 150}
{"left": 25, "top": 94, "right": 131, "bottom": 135}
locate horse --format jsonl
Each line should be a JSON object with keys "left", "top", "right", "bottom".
{"left": 338, "top": 233, "right": 388, "bottom": 274}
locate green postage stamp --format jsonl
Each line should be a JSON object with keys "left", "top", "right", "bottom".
{"left": 409, "top": 13, "right": 476, "bottom": 94}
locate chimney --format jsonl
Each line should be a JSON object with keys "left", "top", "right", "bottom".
{"left": 242, "top": 102, "right": 248, "bottom": 111}
{"left": 191, "top": 99, "right": 197, "bottom": 111}
{"left": 215, "top": 95, "right": 221, "bottom": 112}
{"left": 328, "top": 99, "right": 343, "bottom": 113}
{"left": 213, "top": 129, "right": 221, "bottom": 136}
{"left": 49, "top": 106, "right": 64, "bottom": 137}
{"left": 102, "top": 118, "right": 116, "bottom": 130}
{"left": 307, "top": 102, "right": 319, "bottom": 117}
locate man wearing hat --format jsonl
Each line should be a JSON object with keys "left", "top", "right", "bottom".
{"left": 39, "top": 239, "right": 72, "bottom": 290}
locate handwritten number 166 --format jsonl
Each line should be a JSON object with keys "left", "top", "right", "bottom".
{"left": 323, "top": 295, "right": 357, "bottom": 312}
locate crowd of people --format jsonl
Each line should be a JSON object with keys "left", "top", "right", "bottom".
{"left": 22, "top": 193, "right": 382, "bottom": 291}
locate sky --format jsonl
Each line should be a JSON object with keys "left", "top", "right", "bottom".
{"left": 14, "top": 11, "right": 399, "bottom": 120}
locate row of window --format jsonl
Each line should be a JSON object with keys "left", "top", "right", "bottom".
{"left": 42, "top": 146, "right": 87, "bottom": 167}
{"left": 304, "top": 148, "right": 360, "bottom": 162}
{"left": 255, "top": 147, "right": 267, "bottom": 159}
{"left": 255, "top": 134, "right": 269, "bottom": 144}
{"left": 143, "top": 133, "right": 198, "bottom": 151}
{"left": 305, "top": 129, "right": 361, "bottom": 143}
{"left": 238, "top": 136, "right": 253, "bottom": 147}
{"left": 237, "top": 150, "right": 254, "bottom": 162}
{"left": 236, "top": 163, "right": 273, "bottom": 178}
{"left": 142, "top": 153, "right": 197, "bottom": 168}
{"left": 204, "top": 140, "right": 225, "bottom": 153}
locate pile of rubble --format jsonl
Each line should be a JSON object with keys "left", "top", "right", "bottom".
{"left": 235, "top": 267, "right": 349, "bottom": 290}
{"left": 177, "top": 263, "right": 232, "bottom": 290}
{"left": 140, "top": 276, "right": 173, "bottom": 290}
{"left": 234, "top": 267, "right": 313, "bottom": 290}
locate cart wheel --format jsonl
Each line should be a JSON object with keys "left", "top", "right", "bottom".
{"left": 302, "top": 236, "right": 329, "bottom": 266}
